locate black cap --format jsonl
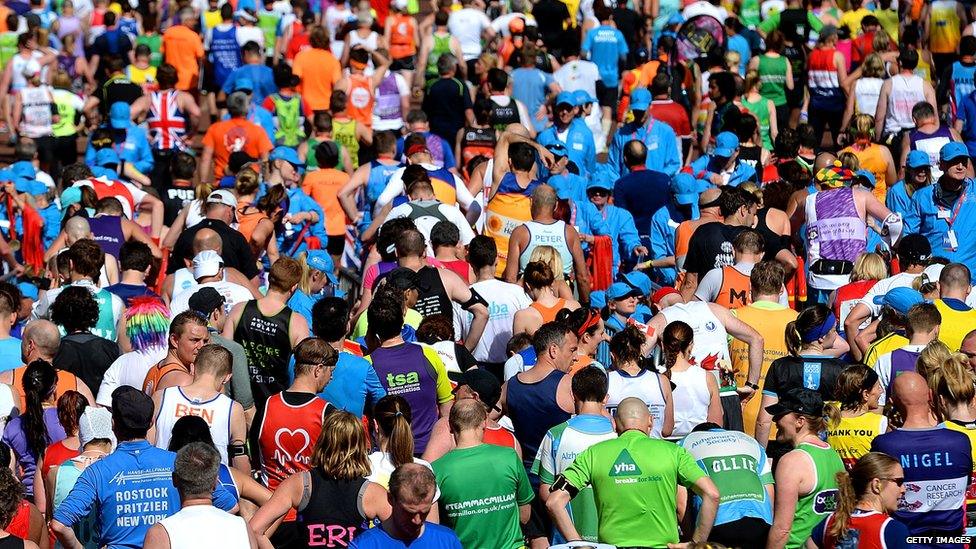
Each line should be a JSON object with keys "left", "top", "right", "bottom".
{"left": 188, "top": 287, "right": 225, "bottom": 317}
{"left": 896, "top": 233, "right": 932, "bottom": 265}
{"left": 764, "top": 388, "right": 825, "bottom": 420}
{"left": 454, "top": 368, "right": 502, "bottom": 410}
{"left": 387, "top": 267, "right": 420, "bottom": 291}
{"left": 111, "top": 386, "right": 154, "bottom": 432}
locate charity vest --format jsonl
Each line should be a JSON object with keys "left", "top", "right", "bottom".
{"left": 209, "top": 25, "right": 241, "bottom": 87}
{"left": 426, "top": 165, "right": 459, "bottom": 206}
{"left": 826, "top": 412, "right": 887, "bottom": 469}
{"left": 332, "top": 117, "right": 359, "bottom": 169}
{"left": 934, "top": 298, "right": 976, "bottom": 351}
{"left": 271, "top": 93, "right": 305, "bottom": 147}
{"left": 346, "top": 74, "right": 374, "bottom": 128}
{"left": 664, "top": 301, "right": 734, "bottom": 395}
{"left": 714, "top": 265, "right": 751, "bottom": 309}
{"left": 485, "top": 173, "right": 540, "bottom": 277}
{"left": 518, "top": 220, "right": 572, "bottom": 276}
{"left": 789, "top": 443, "right": 844, "bottom": 549}
{"left": 154, "top": 387, "right": 234, "bottom": 464}
{"left": 85, "top": 177, "right": 135, "bottom": 219}
{"left": 388, "top": 14, "right": 416, "bottom": 59}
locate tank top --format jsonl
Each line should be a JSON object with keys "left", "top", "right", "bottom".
{"left": 489, "top": 95, "right": 521, "bottom": 130}
{"left": 805, "top": 188, "right": 866, "bottom": 290}
{"left": 808, "top": 47, "right": 844, "bottom": 111}
{"left": 484, "top": 424, "right": 518, "bottom": 450}
{"left": 148, "top": 90, "right": 188, "bottom": 151}
{"left": 233, "top": 300, "right": 293, "bottom": 407}
{"left": 297, "top": 468, "right": 368, "bottom": 545}
{"left": 885, "top": 74, "right": 926, "bottom": 134}
{"left": 460, "top": 126, "right": 495, "bottom": 174}
{"left": 235, "top": 207, "right": 267, "bottom": 246}
{"left": 530, "top": 298, "right": 567, "bottom": 324}
{"left": 606, "top": 369, "right": 667, "bottom": 439}
{"left": 388, "top": 14, "right": 416, "bottom": 59}
{"left": 5, "top": 502, "right": 28, "bottom": 543}
{"left": 257, "top": 12, "right": 281, "bottom": 57}
{"left": 332, "top": 118, "right": 360, "bottom": 169}
{"left": 19, "top": 86, "right": 53, "bottom": 138}
{"left": 210, "top": 25, "right": 241, "bottom": 87}
{"left": 843, "top": 143, "right": 887, "bottom": 201}
{"left": 518, "top": 220, "right": 572, "bottom": 276}
{"left": 742, "top": 96, "right": 772, "bottom": 150}
{"left": 135, "top": 33, "right": 162, "bottom": 67}
{"left": 373, "top": 73, "right": 403, "bottom": 127}
{"left": 487, "top": 173, "right": 540, "bottom": 277}
{"left": 854, "top": 77, "right": 884, "bottom": 116}
{"left": 669, "top": 366, "right": 711, "bottom": 439}
{"left": 54, "top": 462, "right": 96, "bottom": 549}
{"left": 141, "top": 361, "right": 188, "bottom": 395}
{"left": 158, "top": 505, "right": 250, "bottom": 548}
{"left": 834, "top": 279, "right": 877, "bottom": 329}
{"left": 790, "top": 442, "right": 843, "bottom": 549}
{"left": 347, "top": 31, "right": 378, "bottom": 55}
{"left": 42, "top": 440, "right": 79, "bottom": 478}
{"left": 217, "top": 464, "right": 239, "bottom": 501}
{"left": 347, "top": 74, "right": 374, "bottom": 128}
{"left": 934, "top": 298, "right": 976, "bottom": 352}
{"left": 87, "top": 215, "right": 124, "bottom": 260}
{"left": 758, "top": 55, "right": 788, "bottom": 106}
{"left": 506, "top": 369, "right": 571, "bottom": 469}
{"left": 0, "top": 33, "right": 17, "bottom": 72}
{"left": 271, "top": 93, "right": 305, "bottom": 146}
{"left": 826, "top": 412, "right": 887, "bottom": 469}
{"left": 714, "top": 265, "right": 752, "bottom": 309}
{"left": 887, "top": 348, "right": 922, "bottom": 394}
{"left": 910, "top": 125, "right": 952, "bottom": 179}
{"left": 56, "top": 54, "right": 83, "bottom": 95}
{"left": 413, "top": 266, "right": 452, "bottom": 319}
{"left": 663, "top": 301, "right": 733, "bottom": 393}
{"left": 929, "top": 0, "right": 962, "bottom": 53}
{"left": 154, "top": 387, "right": 234, "bottom": 464}
{"left": 426, "top": 33, "right": 452, "bottom": 79}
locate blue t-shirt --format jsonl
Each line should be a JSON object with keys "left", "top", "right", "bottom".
{"left": 220, "top": 64, "right": 278, "bottom": 104}
{"left": 726, "top": 34, "right": 751, "bottom": 75}
{"left": 105, "top": 283, "right": 159, "bottom": 307}
{"left": 317, "top": 352, "right": 386, "bottom": 418}
{"left": 350, "top": 522, "right": 463, "bottom": 548}
{"left": 511, "top": 67, "right": 554, "bottom": 133}
{"left": 0, "top": 337, "right": 21, "bottom": 372}
{"left": 582, "top": 25, "right": 628, "bottom": 87}
{"left": 871, "top": 426, "right": 972, "bottom": 542}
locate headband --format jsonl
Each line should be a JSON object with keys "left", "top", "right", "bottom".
{"left": 801, "top": 312, "right": 837, "bottom": 343}
{"left": 576, "top": 308, "right": 601, "bottom": 338}
{"left": 350, "top": 59, "right": 368, "bottom": 70}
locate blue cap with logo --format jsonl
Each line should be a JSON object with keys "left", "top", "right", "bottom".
{"left": 630, "top": 88, "right": 651, "bottom": 111}
{"left": 873, "top": 287, "right": 925, "bottom": 315}
{"left": 16, "top": 281, "right": 37, "bottom": 301}
{"left": 906, "top": 150, "right": 930, "bottom": 169}
{"left": 305, "top": 250, "right": 338, "bottom": 285}
{"left": 607, "top": 281, "right": 641, "bottom": 301}
{"left": 671, "top": 172, "right": 701, "bottom": 206}
{"left": 941, "top": 141, "right": 969, "bottom": 163}
{"left": 622, "top": 271, "right": 651, "bottom": 296}
{"left": 589, "top": 290, "right": 607, "bottom": 310}
{"left": 587, "top": 170, "right": 614, "bottom": 191}
{"left": 109, "top": 101, "right": 131, "bottom": 129}
{"left": 572, "top": 89, "right": 595, "bottom": 106}
{"left": 555, "top": 91, "right": 576, "bottom": 107}
{"left": 713, "top": 132, "right": 740, "bottom": 158}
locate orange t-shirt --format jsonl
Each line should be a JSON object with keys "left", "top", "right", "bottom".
{"left": 293, "top": 48, "right": 342, "bottom": 111}
{"left": 202, "top": 118, "right": 274, "bottom": 179}
{"left": 11, "top": 366, "right": 79, "bottom": 407}
{"left": 302, "top": 168, "right": 351, "bottom": 236}
{"left": 161, "top": 25, "right": 204, "bottom": 91}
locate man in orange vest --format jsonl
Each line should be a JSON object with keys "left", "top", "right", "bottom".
{"left": 335, "top": 47, "right": 391, "bottom": 129}
{"left": 694, "top": 229, "right": 770, "bottom": 309}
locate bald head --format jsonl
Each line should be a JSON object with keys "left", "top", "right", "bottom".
{"left": 531, "top": 184, "right": 558, "bottom": 218}
{"left": 22, "top": 319, "right": 60, "bottom": 362}
{"left": 64, "top": 216, "right": 91, "bottom": 243}
{"left": 615, "top": 397, "right": 651, "bottom": 434}
{"left": 813, "top": 152, "right": 838, "bottom": 173}
{"left": 699, "top": 188, "right": 721, "bottom": 211}
{"left": 940, "top": 263, "right": 971, "bottom": 297}
{"left": 623, "top": 140, "right": 647, "bottom": 169}
{"left": 891, "top": 372, "right": 931, "bottom": 411}
{"left": 448, "top": 398, "right": 488, "bottom": 435}
{"left": 192, "top": 228, "right": 223, "bottom": 255}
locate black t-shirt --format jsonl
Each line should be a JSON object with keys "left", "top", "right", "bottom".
{"left": 612, "top": 7, "right": 642, "bottom": 65}
{"left": 612, "top": 168, "right": 671, "bottom": 234}
{"left": 168, "top": 218, "right": 259, "bottom": 278}
{"left": 53, "top": 332, "right": 121, "bottom": 394}
{"left": 684, "top": 222, "right": 748, "bottom": 280}
{"left": 161, "top": 179, "right": 195, "bottom": 227}
{"left": 532, "top": 0, "right": 571, "bottom": 50}
{"left": 422, "top": 77, "right": 473, "bottom": 147}
{"left": 762, "top": 355, "right": 845, "bottom": 401}
{"left": 93, "top": 77, "right": 143, "bottom": 115}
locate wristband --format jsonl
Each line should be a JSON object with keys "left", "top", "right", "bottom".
{"left": 745, "top": 381, "right": 759, "bottom": 390}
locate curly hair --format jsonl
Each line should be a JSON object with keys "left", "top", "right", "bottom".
{"left": 50, "top": 286, "right": 99, "bottom": 334}
{"left": 0, "top": 467, "right": 23, "bottom": 528}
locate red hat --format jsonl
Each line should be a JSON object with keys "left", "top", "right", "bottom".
{"left": 405, "top": 143, "right": 428, "bottom": 157}
{"left": 651, "top": 286, "right": 680, "bottom": 306}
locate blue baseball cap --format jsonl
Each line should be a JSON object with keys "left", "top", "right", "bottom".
{"left": 109, "top": 101, "right": 131, "bottom": 129}
{"left": 607, "top": 281, "right": 641, "bottom": 301}
{"left": 853, "top": 169, "right": 876, "bottom": 189}
{"left": 95, "top": 148, "right": 120, "bottom": 167}
{"left": 0, "top": 169, "right": 14, "bottom": 183}
{"left": 587, "top": 170, "right": 614, "bottom": 192}
{"left": 713, "top": 132, "right": 740, "bottom": 158}
{"left": 572, "top": 89, "right": 595, "bottom": 106}
{"left": 940, "top": 141, "right": 969, "bottom": 163}
{"left": 622, "top": 271, "right": 651, "bottom": 296}
{"left": 666, "top": 12, "right": 685, "bottom": 25}
{"left": 906, "top": 150, "right": 930, "bottom": 169}
{"left": 305, "top": 250, "right": 338, "bottom": 285}
{"left": 269, "top": 146, "right": 303, "bottom": 168}
{"left": 234, "top": 77, "right": 254, "bottom": 92}
{"left": 555, "top": 91, "right": 576, "bottom": 107}
{"left": 545, "top": 142, "right": 568, "bottom": 158}
{"left": 61, "top": 186, "right": 81, "bottom": 208}
{"left": 671, "top": 172, "right": 700, "bottom": 206}
{"left": 589, "top": 290, "right": 606, "bottom": 310}
{"left": 13, "top": 178, "right": 31, "bottom": 193}
{"left": 630, "top": 88, "right": 651, "bottom": 111}
{"left": 26, "top": 180, "right": 46, "bottom": 195}
{"left": 873, "top": 287, "right": 925, "bottom": 315}
{"left": 15, "top": 281, "right": 37, "bottom": 301}
{"left": 9, "top": 162, "right": 34, "bottom": 179}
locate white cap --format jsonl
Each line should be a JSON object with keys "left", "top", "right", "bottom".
{"left": 921, "top": 263, "right": 945, "bottom": 286}
{"left": 192, "top": 250, "right": 224, "bottom": 280}
{"left": 79, "top": 407, "right": 116, "bottom": 450}
{"left": 206, "top": 189, "right": 237, "bottom": 209}
{"left": 22, "top": 60, "right": 41, "bottom": 79}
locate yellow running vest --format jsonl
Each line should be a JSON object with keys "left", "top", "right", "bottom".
{"left": 826, "top": 412, "right": 887, "bottom": 469}
{"left": 934, "top": 298, "right": 976, "bottom": 351}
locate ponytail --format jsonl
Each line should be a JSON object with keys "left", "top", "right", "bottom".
{"left": 56, "top": 391, "right": 89, "bottom": 437}
{"left": 785, "top": 320, "right": 802, "bottom": 356}
{"left": 829, "top": 452, "right": 900, "bottom": 541}
{"left": 21, "top": 360, "right": 57, "bottom": 459}
{"left": 825, "top": 401, "right": 842, "bottom": 429}
{"left": 373, "top": 395, "right": 415, "bottom": 469}
{"left": 829, "top": 470, "right": 857, "bottom": 539}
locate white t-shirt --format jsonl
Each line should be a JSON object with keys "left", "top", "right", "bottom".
{"left": 96, "top": 345, "right": 168, "bottom": 406}
{"left": 490, "top": 12, "right": 537, "bottom": 37}
{"left": 236, "top": 26, "right": 265, "bottom": 49}
{"left": 375, "top": 163, "right": 475, "bottom": 211}
{"left": 681, "top": 1, "right": 729, "bottom": 21}
{"left": 169, "top": 280, "right": 253, "bottom": 319}
{"left": 447, "top": 8, "right": 492, "bottom": 60}
{"left": 858, "top": 272, "right": 922, "bottom": 317}
{"left": 465, "top": 279, "right": 532, "bottom": 363}
{"left": 553, "top": 60, "right": 601, "bottom": 98}
{"left": 386, "top": 200, "right": 476, "bottom": 251}
{"left": 366, "top": 451, "right": 441, "bottom": 499}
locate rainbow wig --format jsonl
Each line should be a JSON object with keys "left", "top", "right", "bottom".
{"left": 125, "top": 297, "right": 171, "bottom": 352}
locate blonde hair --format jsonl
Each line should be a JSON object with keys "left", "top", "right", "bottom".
{"left": 848, "top": 114, "right": 875, "bottom": 140}
{"left": 724, "top": 51, "right": 741, "bottom": 72}
{"left": 528, "top": 245, "right": 565, "bottom": 282}
{"left": 850, "top": 253, "right": 888, "bottom": 282}
{"left": 831, "top": 453, "right": 900, "bottom": 540}
{"left": 838, "top": 151, "right": 860, "bottom": 170}
{"left": 744, "top": 71, "right": 761, "bottom": 94}
{"left": 929, "top": 354, "right": 976, "bottom": 421}
{"left": 872, "top": 30, "right": 891, "bottom": 53}
{"left": 862, "top": 53, "right": 885, "bottom": 78}
{"left": 310, "top": 410, "right": 370, "bottom": 479}
{"left": 917, "top": 339, "right": 951, "bottom": 382}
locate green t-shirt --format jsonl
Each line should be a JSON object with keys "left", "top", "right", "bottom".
{"left": 561, "top": 430, "right": 706, "bottom": 547}
{"left": 136, "top": 34, "right": 163, "bottom": 68}
{"left": 52, "top": 89, "right": 84, "bottom": 138}
{"left": 434, "top": 444, "right": 533, "bottom": 549}
{"left": 758, "top": 10, "right": 824, "bottom": 37}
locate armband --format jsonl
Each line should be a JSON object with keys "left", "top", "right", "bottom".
{"left": 228, "top": 443, "right": 247, "bottom": 458}
{"left": 460, "top": 288, "right": 488, "bottom": 311}
{"left": 551, "top": 475, "right": 580, "bottom": 498}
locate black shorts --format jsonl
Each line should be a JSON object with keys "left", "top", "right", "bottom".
{"left": 710, "top": 516, "right": 771, "bottom": 547}
{"left": 326, "top": 234, "right": 345, "bottom": 256}
{"left": 391, "top": 55, "right": 416, "bottom": 71}
{"left": 202, "top": 60, "right": 221, "bottom": 94}
{"left": 596, "top": 80, "right": 618, "bottom": 108}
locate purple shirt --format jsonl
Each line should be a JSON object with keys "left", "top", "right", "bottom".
{"left": 3, "top": 407, "right": 66, "bottom": 496}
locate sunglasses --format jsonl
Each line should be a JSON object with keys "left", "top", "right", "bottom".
{"left": 879, "top": 477, "right": 905, "bottom": 487}
{"left": 589, "top": 189, "right": 610, "bottom": 197}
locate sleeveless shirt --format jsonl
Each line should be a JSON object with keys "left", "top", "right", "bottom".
{"left": 154, "top": 387, "right": 234, "bottom": 464}
{"left": 789, "top": 443, "right": 843, "bottom": 549}
{"left": 158, "top": 505, "right": 250, "bottom": 548}
{"left": 606, "top": 369, "right": 667, "bottom": 439}
{"left": 519, "top": 220, "right": 572, "bottom": 275}
{"left": 669, "top": 366, "right": 711, "bottom": 439}
{"left": 87, "top": 215, "right": 125, "bottom": 260}
{"left": 233, "top": 300, "right": 293, "bottom": 407}
{"left": 296, "top": 468, "right": 369, "bottom": 546}
{"left": 506, "top": 369, "right": 571, "bottom": 469}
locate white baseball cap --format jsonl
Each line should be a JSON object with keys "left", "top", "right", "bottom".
{"left": 192, "top": 250, "right": 224, "bottom": 280}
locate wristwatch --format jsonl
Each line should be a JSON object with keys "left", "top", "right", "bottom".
{"left": 745, "top": 382, "right": 760, "bottom": 390}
